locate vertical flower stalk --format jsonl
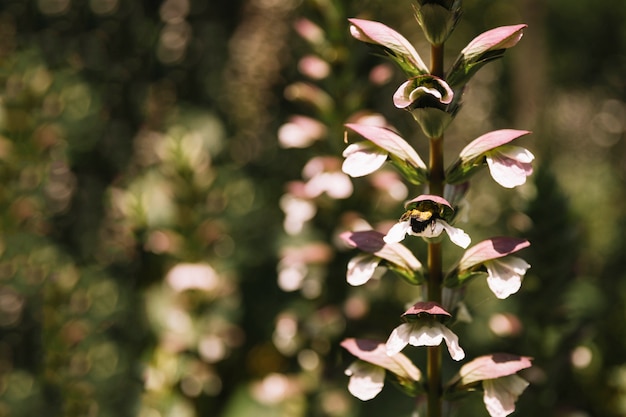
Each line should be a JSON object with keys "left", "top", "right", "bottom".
{"left": 427, "top": 40, "right": 446, "bottom": 417}
{"left": 339, "top": 5, "right": 533, "bottom": 417}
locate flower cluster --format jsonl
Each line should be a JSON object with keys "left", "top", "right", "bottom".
{"left": 339, "top": 8, "right": 534, "bottom": 417}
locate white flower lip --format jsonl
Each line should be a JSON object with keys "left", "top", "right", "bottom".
{"left": 485, "top": 256, "right": 531, "bottom": 299}
{"left": 383, "top": 218, "right": 470, "bottom": 248}
{"left": 385, "top": 321, "right": 465, "bottom": 361}
{"left": 342, "top": 142, "right": 388, "bottom": 177}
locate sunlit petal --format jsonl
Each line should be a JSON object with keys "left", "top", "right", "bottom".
{"left": 485, "top": 257, "right": 530, "bottom": 299}
{"left": 385, "top": 323, "right": 412, "bottom": 355}
{"left": 438, "top": 220, "right": 471, "bottom": 248}
{"left": 383, "top": 221, "right": 411, "bottom": 243}
{"left": 409, "top": 322, "right": 465, "bottom": 361}
{"left": 342, "top": 142, "right": 388, "bottom": 177}
{"left": 345, "top": 361, "right": 386, "bottom": 401}
{"left": 347, "top": 254, "right": 381, "bottom": 286}
{"left": 483, "top": 375, "right": 529, "bottom": 417}
{"left": 486, "top": 146, "right": 534, "bottom": 188}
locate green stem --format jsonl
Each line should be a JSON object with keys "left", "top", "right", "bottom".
{"left": 427, "top": 43, "right": 445, "bottom": 417}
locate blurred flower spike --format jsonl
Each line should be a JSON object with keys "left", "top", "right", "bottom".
{"left": 447, "top": 353, "right": 532, "bottom": 417}
{"left": 386, "top": 301, "right": 465, "bottom": 361}
{"left": 341, "top": 338, "right": 423, "bottom": 401}
{"left": 340, "top": 230, "right": 424, "bottom": 285}
{"left": 449, "top": 237, "right": 531, "bottom": 299}
{"left": 348, "top": 18, "right": 429, "bottom": 76}
{"left": 342, "top": 123, "right": 428, "bottom": 184}
{"left": 413, "top": 0, "right": 462, "bottom": 45}
{"left": 446, "top": 24, "right": 527, "bottom": 89}
{"left": 384, "top": 195, "right": 471, "bottom": 248}
{"left": 446, "top": 129, "right": 534, "bottom": 188}
{"left": 303, "top": 156, "right": 353, "bottom": 199}
{"left": 278, "top": 115, "right": 327, "bottom": 148}
{"left": 165, "top": 262, "right": 220, "bottom": 293}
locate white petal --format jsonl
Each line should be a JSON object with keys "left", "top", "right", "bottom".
{"left": 438, "top": 323, "right": 466, "bottom": 361}
{"left": 409, "top": 322, "right": 465, "bottom": 361}
{"left": 347, "top": 254, "right": 381, "bottom": 286}
{"left": 385, "top": 323, "right": 412, "bottom": 355}
{"left": 383, "top": 221, "right": 411, "bottom": 243}
{"left": 438, "top": 220, "right": 471, "bottom": 248}
{"left": 342, "top": 143, "right": 388, "bottom": 177}
{"left": 500, "top": 146, "right": 535, "bottom": 163}
{"left": 345, "top": 361, "right": 386, "bottom": 401}
{"left": 483, "top": 375, "right": 529, "bottom": 417}
{"left": 485, "top": 257, "right": 530, "bottom": 299}
{"left": 486, "top": 148, "right": 533, "bottom": 188}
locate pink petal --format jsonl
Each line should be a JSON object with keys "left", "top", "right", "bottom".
{"left": 341, "top": 338, "right": 421, "bottom": 381}
{"left": 458, "top": 353, "right": 532, "bottom": 385}
{"left": 459, "top": 237, "right": 530, "bottom": 271}
{"left": 405, "top": 194, "right": 453, "bottom": 210}
{"left": 459, "top": 129, "right": 531, "bottom": 160}
{"left": 393, "top": 79, "right": 417, "bottom": 108}
{"left": 402, "top": 301, "right": 451, "bottom": 317}
{"left": 341, "top": 230, "right": 422, "bottom": 271}
{"left": 348, "top": 18, "right": 429, "bottom": 74}
{"left": 345, "top": 124, "right": 426, "bottom": 169}
{"left": 462, "top": 25, "right": 527, "bottom": 57}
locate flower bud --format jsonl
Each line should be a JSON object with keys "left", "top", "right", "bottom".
{"left": 413, "top": 0, "right": 462, "bottom": 45}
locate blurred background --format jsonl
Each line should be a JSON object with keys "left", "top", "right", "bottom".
{"left": 1, "top": 0, "right": 625, "bottom": 416}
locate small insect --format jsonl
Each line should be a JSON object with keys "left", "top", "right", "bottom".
{"left": 401, "top": 208, "right": 436, "bottom": 233}
{"left": 400, "top": 200, "right": 444, "bottom": 233}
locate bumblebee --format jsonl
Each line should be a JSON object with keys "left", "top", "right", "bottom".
{"left": 401, "top": 208, "right": 439, "bottom": 233}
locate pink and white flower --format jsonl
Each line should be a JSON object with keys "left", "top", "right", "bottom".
{"left": 457, "top": 237, "right": 531, "bottom": 299}
{"left": 385, "top": 302, "right": 465, "bottom": 361}
{"left": 383, "top": 195, "right": 470, "bottom": 248}
{"left": 341, "top": 338, "right": 422, "bottom": 401}
{"left": 449, "top": 353, "right": 532, "bottom": 417}
{"left": 447, "top": 24, "right": 527, "bottom": 88}
{"left": 342, "top": 124, "right": 427, "bottom": 181}
{"left": 448, "top": 129, "right": 534, "bottom": 188}
{"left": 393, "top": 75, "right": 454, "bottom": 109}
{"left": 341, "top": 230, "right": 423, "bottom": 286}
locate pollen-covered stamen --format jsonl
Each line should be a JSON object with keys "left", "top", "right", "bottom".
{"left": 401, "top": 209, "right": 435, "bottom": 233}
